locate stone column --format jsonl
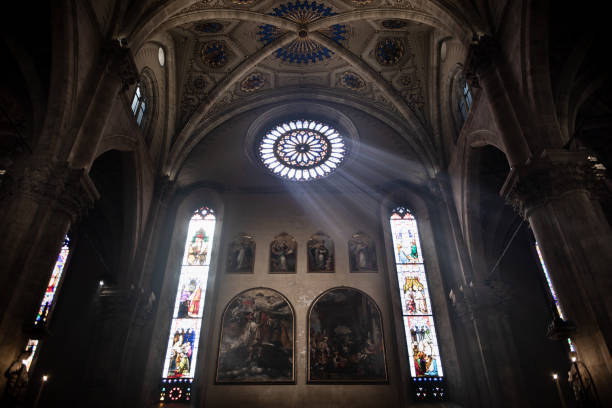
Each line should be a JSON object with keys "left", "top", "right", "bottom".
{"left": 451, "top": 279, "right": 529, "bottom": 407}
{"left": 465, "top": 34, "right": 532, "bottom": 167}
{"left": 502, "top": 149, "right": 612, "bottom": 404}
{"left": 0, "top": 161, "right": 99, "bottom": 391}
{"left": 68, "top": 41, "right": 138, "bottom": 169}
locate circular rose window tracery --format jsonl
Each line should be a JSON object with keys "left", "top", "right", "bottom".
{"left": 259, "top": 120, "right": 346, "bottom": 180}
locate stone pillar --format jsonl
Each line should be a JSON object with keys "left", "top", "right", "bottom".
{"left": 451, "top": 279, "right": 529, "bottom": 407}
{"left": 0, "top": 161, "right": 99, "bottom": 391}
{"left": 68, "top": 41, "right": 138, "bottom": 169}
{"left": 502, "top": 149, "right": 612, "bottom": 404}
{"left": 465, "top": 34, "right": 532, "bottom": 167}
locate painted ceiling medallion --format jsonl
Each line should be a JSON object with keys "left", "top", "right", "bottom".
{"left": 375, "top": 38, "right": 404, "bottom": 66}
{"left": 340, "top": 71, "right": 366, "bottom": 91}
{"left": 382, "top": 20, "right": 409, "bottom": 29}
{"left": 258, "top": 1, "right": 347, "bottom": 64}
{"left": 192, "top": 75, "right": 207, "bottom": 90}
{"left": 195, "top": 22, "right": 223, "bottom": 33}
{"left": 241, "top": 73, "right": 266, "bottom": 92}
{"left": 259, "top": 120, "right": 347, "bottom": 181}
{"left": 201, "top": 41, "right": 228, "bottom": 67}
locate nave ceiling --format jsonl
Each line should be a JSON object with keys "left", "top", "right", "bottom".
{"left": 124, "top": 0, "right": 475, "bottom": 181}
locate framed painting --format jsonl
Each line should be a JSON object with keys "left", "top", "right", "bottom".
{"left": 269, "top": 233, "right": 297, "bottom": 273}
{"left": 308, "top": 232, "right": 334, "bottom": 273}
{"left": 216, "top": 288, "right": 295, "bottom": 384}
{"left": 226, "top": 233, "right": 255, "bottom": 273}
{"left": 308, "top": 287, "right": 387, "bottom": 383}
{"left": 348, "top": 232, "right": 377, "bottom": 272}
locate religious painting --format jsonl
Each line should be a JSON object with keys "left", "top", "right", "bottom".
{"left": 307, "top": 232, "right": 334, "bottom": 273}
{"left": 308, "top": 287, "right": 387, "bottom": 383}
{"left": 348, "top": 232, "right": 377, "bottom": 272}
{"left": 269, "top": 233, "right": 297, "bottom": 273}
{"left": 216, "top": 288, "right": 295, "bottom": 383}
{"left": 226, "top": 233, "right": 255, "bottom": 273}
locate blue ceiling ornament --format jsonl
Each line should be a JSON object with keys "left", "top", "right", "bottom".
{"left": 257, "top": 1, "right": 347, "bottom": 64}
{"left": 201, "top": 41, "right": 228, "bottom": 67}
{"left": 375, "top": 38, "right": 404, "bottom": 66}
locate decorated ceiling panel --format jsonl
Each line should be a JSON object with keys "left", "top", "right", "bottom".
{"left": 156, "top": 0, "right": 445, "bottom": 137}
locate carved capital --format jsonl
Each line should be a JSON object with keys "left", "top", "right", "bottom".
{"left": 102, "top": 41, "right": 139, "bottom": 92}
{"left": 501, "top": 150, "right": 597, "bottom": 218}
{"left": 464, "top": 34, "right": 498, "bottom": 89}
{"left": 98, "top": 286, "right": 137, "bottom": 321}
{"left": 450, "top": 280, "right": 515, "bottom": 320}
{"left": 21, "top": 161, "right": 100, "bottom": 221}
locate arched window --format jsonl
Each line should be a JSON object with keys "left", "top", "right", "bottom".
{"left": 535, "top": 242, "right": 575, "bottom": 352}
{"left": 159, "top": 207, "right": 216, "bottom": 402}
{"left": 23, "top": 235, "right": 71, "bottom": 371}
{"left": 390, "top": 207, "right": 445, "bottom": 400}
{"left": 458, "top": 79, "right": 472, "bottom": 121}
{"left": 131, "top": 83, "right": 146, "bottom": 127}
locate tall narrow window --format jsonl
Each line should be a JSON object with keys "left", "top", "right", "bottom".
{"left": 131, "top": 84, "right": 146, "bottom": 127}
{"left": 160, "top": 207, "right": 216, "bottom": 402}
{"left": 535, "top": 242, "right": 575, "bottom": 352}
{"left": 23, "top": 235, "right": 71, "bottom": 371}
{"left": 458, "top": 80, "right": 472, "bottom": 121}
{"left": 390, "top": 207, "right": 445, "bottom": 400}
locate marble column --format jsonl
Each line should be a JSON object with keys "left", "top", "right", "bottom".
{"left": 502, "top": 149, "right": 612, "bottom": 405}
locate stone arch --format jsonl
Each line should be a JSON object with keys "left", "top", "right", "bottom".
{"left": 165, "top": 88, "right": 438, "bottom": 181}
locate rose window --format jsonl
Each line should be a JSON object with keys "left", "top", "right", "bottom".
{"left": 259, "top": 120, "right": 346, "bottom": 180}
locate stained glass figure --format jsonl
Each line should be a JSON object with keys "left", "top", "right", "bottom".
{"left": 307, "top": 232, "right": 334, "bottom": 273}
{"left": 348, "top": 232, "right": 377, "bottom": 272}
{"left": 226, "top": 233, "right": 255, "bottom": 273}
{"left": 269, "top": 233, "right": 297, "bottom": 273}
{"left": 259, "top": 119, "right": 346, "bottom": 181}
{"left": 535, "top": 242, "right": 575, "bottom": 352}
{"left": 390, "top": 207, "right": 445, "bottom": 399}
{"left": 160, "top": 207, "right": 216, "bottom": 402}
{"left": 23, "top": 236, "right": 71, "bottom": 371}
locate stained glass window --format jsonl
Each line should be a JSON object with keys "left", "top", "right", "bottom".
{"left": 390, "top": 207, "right": 445, "bottom": 400}
{"left": 23, "top": 235, "right": 71, "bottom": 371}
{"left": 160, "top": 207, "right": 216, "bottom": 402}
{"left": 259, "top": 120, "right": 346, "bottom": 181}
{"left": 535, "top": 242, "right": 575, "bottom": 352}
{"left": 131, "top": 84, "right": 146, "bottom": 127}
{"left": 458, "top": 81, "right": 472, "bottom": 121}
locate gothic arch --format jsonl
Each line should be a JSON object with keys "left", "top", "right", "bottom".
{"left": 165, "top": 89, "right": 439, "bottom": 181}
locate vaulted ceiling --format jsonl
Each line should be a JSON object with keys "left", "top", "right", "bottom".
{"left": 121, "top": 0, "right": 477, "bottom": 179}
